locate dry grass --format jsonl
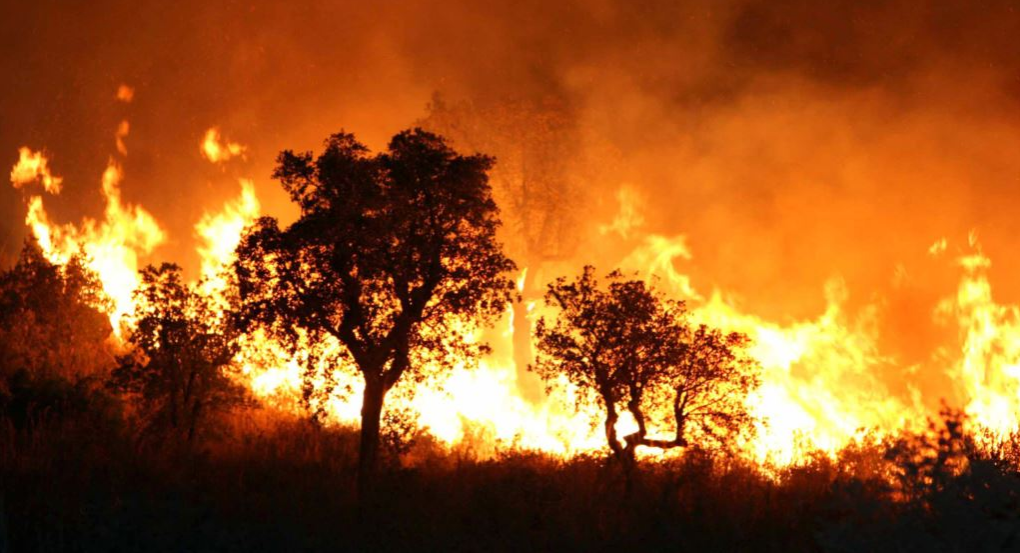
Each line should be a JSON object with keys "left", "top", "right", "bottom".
{"left": 3, "top": 406, "right": 1020, "bottom": 552}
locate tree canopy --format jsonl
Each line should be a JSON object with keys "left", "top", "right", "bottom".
{"left": 533, "top": 266, "right": 760, "bottom": 465}
{"left": 234, "top": 128, "right": 516, "bottom": 493}
{"left": 0, "top": 241, "right": 113, "bottom": 382}
{"left": 0, "top": 241, "right": 115, "bottom": 425}
{"left": 110, "top": 263, "right": 246, "bottom": 443}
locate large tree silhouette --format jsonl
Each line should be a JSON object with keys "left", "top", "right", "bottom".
{"left": 532, "top": 267, "right": 759, "bottom": 467}
{"left": 234, "top": 129, "right": 516, "bottom": 494}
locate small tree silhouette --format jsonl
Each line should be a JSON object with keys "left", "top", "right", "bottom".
{"left": 0, "top": 241, "right": 113, "bottom": 381}
{"left": 0, "top": 241, "right": 114, "bottom": 426}
{"left": 110, "top": 263, "right": 246, "bottom": 443}
{"left": 532, "top": 266, "right": 759, "bottom": 468}
{"left": 233, "top": 128, "right": 516, "bottom": 497}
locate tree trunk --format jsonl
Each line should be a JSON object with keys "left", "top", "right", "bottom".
{"left": 513, "top": 267, "right": 544, "bottom": 403}
{"left": 187, "top": 401, "right": 201, "bottom": 443}
{"left": 604, "top": 403, "right": 637, "bottom": 493}
{"left": 357, "top": 374, "right": 387, "bottom": 502}
{"left": 604, "top": 403, "right": 625, "bottom": 462}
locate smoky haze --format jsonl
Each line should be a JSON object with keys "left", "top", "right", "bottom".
{"left": 3, "top": 0, "right": 1020, "bottom": 381}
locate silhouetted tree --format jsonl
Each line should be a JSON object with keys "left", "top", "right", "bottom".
{"left": 532, "top": 266, "right": 759, "bottom": 468}
{"left": 234, "top": 128, "right": 516, "bottom": 495}
{"left": 110, "top": 263, "right": 246, "bottom": 443}
{"left": 0, "top": 241, "right": 115, "bottom": 425}
{"left": 663, "top": 324, "right": 760, "bottom": 451}
{"left": 0, "top": 241, "right": 113, "bottom": 380}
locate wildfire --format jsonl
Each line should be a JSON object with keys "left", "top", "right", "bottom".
{"left": 937, "top": 237, "right": 1020, "bottom": 444}
{"left": 695, "top": 282, "right": 915, "bottom": 464}
{"left": 18, "top": 155, "right": 164, "bottom": 333}
{"left": 194, "top": 179, "right": 260, "bottom": 296}
{"left": 9, "top": 113, "right": 1020, "bottom": 467}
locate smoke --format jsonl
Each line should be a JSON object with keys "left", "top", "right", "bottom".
{"left": 3, "top": 0, "right": 1020, "bottom": 375}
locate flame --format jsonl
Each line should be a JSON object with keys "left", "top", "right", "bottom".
{"left": 598, "top": 185, "right": 646, "bottom": 239}
{"left": 9, "top": 99, "right": 171, "bottom": 333}
{"left": 11, "top": 148, "right": 63, "bottom": 194}
{"left": 19, "top": 159, "right": 165, "bottom": 332}
{"left": 619, "top": 234, "right": 701, "bottom": 300}
{"left": 115, "top": 121, "right": 130, "bottom": 156}
{"left": 696, "top": 283, "right": 916, "bottom": 465}
{"left": 194, "top": 179, "right": 260, "bottom": 295}
{"left": 516, "top": 267, "right": 528, "bottom": 293}
{"left": 938, "top": 242, "right": 1020, "bottom": 443}
{"left": 412, "top": 359, "right": 608, "bottom": 454}
{"left": 201, "top": 127, "right": 247, "bottom": 163}
{"left": 116, "top": 84, "right": 134, "bottom": 103}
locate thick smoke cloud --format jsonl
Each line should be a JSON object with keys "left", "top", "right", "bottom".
{"left": 3, "top": 0, "right": 1020, "bottom": 374}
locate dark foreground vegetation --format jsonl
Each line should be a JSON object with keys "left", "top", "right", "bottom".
{"left": 4, "top": 407, "right": 1020, "bottom": 552}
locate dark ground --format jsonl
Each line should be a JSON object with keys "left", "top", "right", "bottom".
{"left": 4, "top": 406, "right": 1020, "bottom": 553}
